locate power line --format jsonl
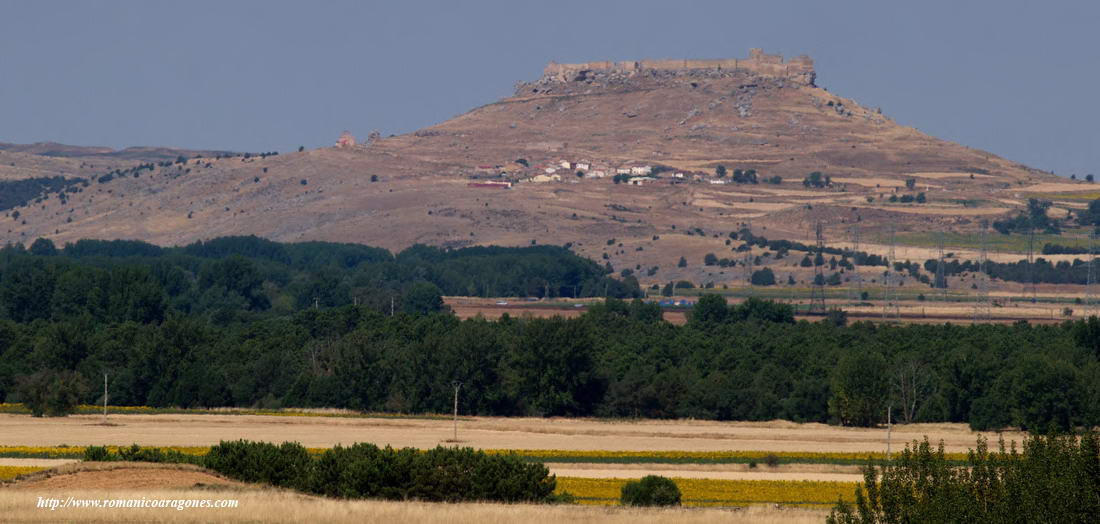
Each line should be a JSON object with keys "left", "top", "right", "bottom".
{"left": 882, "top": 226, "right": 899, "bottom": 322}
{"left": 935, "top": 231, "right": 947, "bottom": 303}
{"left": 1087, "top": 230, "right": 1098, "bottom": 317}
{"left": 744, "top": 220, "right": 755, "bottom": 296}
{"left": 1026, "top": 227, "right": 1037, "bottom": 303}
{"left": 848, "top": 225, "right": 862, "bottom": 304}
{"left": 809, "top": 222, "right": 826, "bottom": 314}
{"left": 974, "top": 223, "right": 991, "bottom": 322}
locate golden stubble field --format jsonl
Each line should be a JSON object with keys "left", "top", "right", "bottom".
{"left": 0, "top": 487, "right": 828, "bottom": 524}
{"left": 0, "top": 413, "right": 1015, "bottom": 454}
{"left": 0, "top": 414, "right": 1014, "bottom": 522}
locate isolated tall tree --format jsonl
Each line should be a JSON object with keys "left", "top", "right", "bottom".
{"left": 830, "top": 351, "right": 889, "bottom": 426}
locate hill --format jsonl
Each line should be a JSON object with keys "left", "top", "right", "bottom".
{"left": 0, "top": 48, "right": 1088, "bottom": 291}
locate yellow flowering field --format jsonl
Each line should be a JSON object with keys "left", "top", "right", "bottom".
{"left": 0, "top": 466, "right": 46, "bottom": 481}
{"left": 556, "top": 477, "right": 858, "bottom": 507}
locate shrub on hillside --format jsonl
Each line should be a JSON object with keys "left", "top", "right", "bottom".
{"left": 620, "top": 475, "right": 681, "bottom": 506}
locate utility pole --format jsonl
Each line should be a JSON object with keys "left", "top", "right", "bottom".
{"left": 886, "top": 404, "right": 892, "bottom": 460}
{"left": 390, "top": 296, "right": 395, "bottom": 316}
{"left": 313, "top": 297, "right": 319, "bottom": 309}
{"left": 103, "top": 373, "right": 108, "bottom": 425}
{"left": 451, "top": 381, "right": 462, "bottom": 442}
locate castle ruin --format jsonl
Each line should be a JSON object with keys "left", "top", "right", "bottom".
{"left": 542, "top": 48, "right": 815, "bottom": 86}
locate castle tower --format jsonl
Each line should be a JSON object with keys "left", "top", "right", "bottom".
{"left": 335, "top": 131, "right": 356, "bottom": 148}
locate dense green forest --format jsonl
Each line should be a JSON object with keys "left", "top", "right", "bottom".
{"left": 1, "top": 237, "right": 1098, "bottom": 431}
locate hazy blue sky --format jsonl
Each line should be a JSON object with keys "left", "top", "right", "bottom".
{"left": 1, "top": 1, "right": 1096, "bottom": 177}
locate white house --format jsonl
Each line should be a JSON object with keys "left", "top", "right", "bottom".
{"left": 630, "top": 166, "right": 652, "bottom": 176}
{"left": 559, "top": 160, "right": 572, "bottom": 169}
{"left": 616, "top": 167, "right": 632, "bottom": 175}
{"left": 530, "top": 174, "right": 562, "bottom": 183}
{"left": 629, "top": 177, "right": 656, "bottom": 186}
{"left": 544, "top": 167, "right": 558, "bottom": 174}
{"left": 673, "top": 172, "right": 685, "bottom": 179}
{"left": 575, "top": 162, "right": 590, "bottom": 171}
{"left": 709, "top": 179, "right": 728, "bottom": 185}
{"left": 590, "top": 170, "right": 607, "bottom": 178}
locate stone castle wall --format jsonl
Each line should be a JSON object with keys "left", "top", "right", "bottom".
{"left": 543, "top": 48, "right": 815, "bottom": 85}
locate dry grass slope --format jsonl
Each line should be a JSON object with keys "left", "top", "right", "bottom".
{"left": 0, "top": 488, "right": 829, "bottom": 523}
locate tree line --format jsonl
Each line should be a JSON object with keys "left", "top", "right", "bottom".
{"left": 2, "top": 237, "right": 1099, "bottom": 431}
{"left": 0, "top": 236, "right": 639, "bottom": 328}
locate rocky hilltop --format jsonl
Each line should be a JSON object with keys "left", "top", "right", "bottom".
{"left": 0, "top": 49, "right": 1077, "bottom": 288}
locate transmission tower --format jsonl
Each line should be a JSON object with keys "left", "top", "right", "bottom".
{"left": 1025, "top": 227, "right": 1037, "bottom": 303}
{"left": 744, "top": 220, "right": 755, "bottom": 296}
{"left": 973, "top": 223, "right": 991, "bottom": 321}
{"left": 882, "top": 226, "right": 900, "bottom": 322}
{"left": 809, "top": 222, "right": 827, "bottom": 314}
{"left": 1087, "top": 230, "right": 1098, "bottom": 317}
{"left": 848, "top": 225, "right": 863, "bottom": 303}
{"left": 935, "top": 231, "right": 947, "bottom": 303}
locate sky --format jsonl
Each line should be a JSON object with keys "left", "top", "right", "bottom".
{"left": 1, "top": 0, "right": 1097, "bottom": 177}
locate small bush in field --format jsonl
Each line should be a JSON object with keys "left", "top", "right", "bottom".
{"left": 620, "top": 475, "right": 681, "bottom": 506}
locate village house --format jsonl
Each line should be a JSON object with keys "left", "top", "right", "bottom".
{"left": 530, "top": 173, "right": 562, "bottom": 183}
{"left": 628, "top": 176, "right": 656, "bottom": 186}
{"left": 559, "top": 160, "right": 571, "bottom": 169}
{"left": 630, "top": 166, "right": 653, "bottom": 176}
{"left": 615, "top": 167, "right": 632, "bottom": 175}
{"left": 575, "top": 162, "right": 590, "bottom": 171}
{"left": 590, "top": 170, "right": 607, "bottom": 178}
